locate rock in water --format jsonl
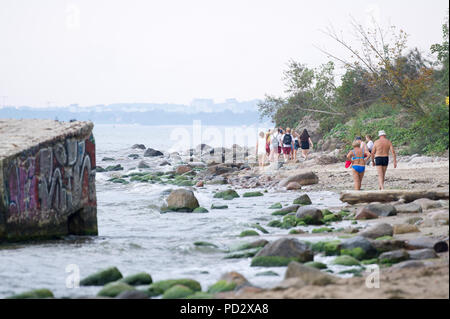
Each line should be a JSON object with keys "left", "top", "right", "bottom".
{"left": 279, "top": 172, "right": 319, "bottom": 187}
{"left": 360, "top": 223, "right": 394, "bottom": 239}
{"left": 293, "top": 194, "right": 312, "bottom": 205}
{"left": 255, "top": 238, "right": 313, "bottom": 262}
{"left": 131, "top": 144, "right": 146, "bottom": 150}
{"left": 144, "top": 148, "right": 164, "bottom": 157}
{"left": 378, "top": 249, "right": 410, "bottom": 264}
{"left": 295, "top": 206, "right": 323, "bottom": 225}
{"left": 138, "top": 160, "right": 150, "bottom": 169}
{"left": 341, "top": 236, "right": 377, "bottom": 259}
{"left": 115, "top": 290, "right": 149, "bottom": 299}
{"left": 357, "top": 204, "right": 397, "bottom": 217}
{"left": 80, "top": 267, "right": 123, "bottom": 286}
{"left": 166, "top": 189, "right": 200, "bottom": 212}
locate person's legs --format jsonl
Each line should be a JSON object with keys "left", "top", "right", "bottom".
{"left": 301, "top": 149, "right": 306, "bottom": 159}
{"left": 381, "top": 166, "right": 388, "bottom": 189}
{"left": 358, "top": 171, "right": 365, "bottom": 190}
{"left": 304, "top": 149, "right": 309, "bottom": 160}
{"left": 376, "top": 165, "right": 384, "bottom": 190}
{"left": 352, "top": 169, "right": 360, "bottom": 190}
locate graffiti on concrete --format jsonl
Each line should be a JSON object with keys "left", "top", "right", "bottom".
{"left": 6, "top": 135, "right": 96, "bottom": 218}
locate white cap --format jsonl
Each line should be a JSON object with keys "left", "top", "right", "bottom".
{"left": 378, "top": 130, "right": 386, "bottom": 136}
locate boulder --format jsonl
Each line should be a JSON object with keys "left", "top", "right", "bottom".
{"left": 144, "top": 148, "right": 164, "bottom": 157}
{"left": 97, "top": 282, "right": 135, "bottom": 297}
{"left": 408, "top": 248, "right": 438, "bottom": 260}
{"left": 138, "top": 161, "right": 150, "bottom": 169}
{"left": 219, "top": 272, "right": 249, "bottom": 289}
{"left": 279, "top": 172, "right": 319, "bottom": 187}
{"left": 355, "top": 209, "right": 378, "bottom": 220}
{"left": 413, "top": 198, "right": 443, "bottom": 210}
{"left": 286, "top": 182, "right": 302, "bottom": 190}
{"left": 426, "top": 210, "right": 449, "bottom": 223}
{"left": 255, "top": 238, "right": 313, "bottom": 262}
{"left": 120, "top": 272, "right": 153, "bottom": 286}
{"left": 176, "top": 165, "right": 192, "bottom": 174}
{"left": 272, "top": 205, "right": 301, "bottom": 216}
{"left": 128, "top": 154, "right": 140, "bottom": 160}
{"left": 295, "top": 206, "right": 323, "bottom": 224}
{"left": 341, "top": 236, "right": 377, "bottom": 259}
{"left": 360, "top": 223, "right": 394, "bottom": 239}
{"left": 207, "top": 164, "right": 235, "bottom": 176}
{"left": 357, "top": 204, "right": 397, "bottom": 217}
{"left": 162, "top": 285, "right": 194, "bottom": 299}
{"left": 370, "top": 239, "right": 407, "bottom": 253}
{"left": 166, "top": 189, "right": 200, "bottom": 212}
{"left": 6, "top": 289, "right": 54, "bottom": 299}
{"left": 393, "top": 224, "right": 420, "bottom": 235}
{"left": 378, "top": 249, "right": 409, "bottom": 263}
{"left": 284, "top": 261, "right": 336, "bottom": 285}
{"left": 293, "top": 194, "right": 312, "bottom": 205}
{"left": 394, "top": 203, "right": 422, "bottom": 214}
{"left": 80, "top": 267, "right": 123, "bottom": 286}
{"left": 131, "top": 144, "right": 146, "bottom": 150}
{"left": 206, "top": 176, "right": 228, "bottom": 185}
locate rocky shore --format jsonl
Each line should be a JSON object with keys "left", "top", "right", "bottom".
{"left": 6, "top": 142, "right": 449, "bottom": 299}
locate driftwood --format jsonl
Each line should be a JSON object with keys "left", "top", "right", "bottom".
{"left": 340, "top": 190, "right": 449, "bottom": 205}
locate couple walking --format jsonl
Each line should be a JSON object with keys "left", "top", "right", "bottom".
{"left": 346, "top": 130, "right": 397, "bottom": 191}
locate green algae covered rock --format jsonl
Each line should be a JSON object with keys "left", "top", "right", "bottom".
{"left": 149, "top": 279, "right": 201, "bottom": 295}
{"left": 333, "top": 255, "right": 361, "bottom": 266}
{"left": 97, "top": 282, "right": 136, "bottom": 297}
{"left": 269, "top": 202, "right": 283, "bottom": 209}
{"left": 120, "top": 272, "right": 153, "bottom": 286}
{"left": 239, "top": 230, "right": 259, "bottom": 237}
{"left": 185, "top": 292, "right": 214, "bottom": 299}
{"left": 250, "top": 256, "right": 300, "bottom": 267}
{"left": 243, "top": 191, "right": 264, "bottom": 197}
{"left": 162, "top": 284, "right": 194, "bottom": 299}
{"left": 207, "top": 280, "right": 237, "bottom": 294}
{"left": 80, "top": 267, "right": 123, "bottom": 286}
{"left": 304, "top": 261, "right": 327, "bottom": 269}
{"left": 6, "top": 289, "right": 54, "bottom": 299}
{"left": 341, "top": 247, "right": 366, "bottom": 260}
{"left": 213, "top": 190, "right": 239, "bottom": 199}
{"left": 311, "top": 240, "right": 341, "bottom": 256}
{"left": 193, "top": 207, "right": 209, "bottom": 213}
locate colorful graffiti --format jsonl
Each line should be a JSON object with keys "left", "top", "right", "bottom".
{"left": 5, "top": 135, "right": 96, "bottom": 219}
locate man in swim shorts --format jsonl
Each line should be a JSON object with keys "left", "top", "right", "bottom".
{"left": 371, "top": 130, "right": 397, "bottom": 190}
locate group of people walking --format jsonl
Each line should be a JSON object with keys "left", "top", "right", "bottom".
{"left": 346, "top": 130, "right": 397, "bottom": 191}
{"left": 256, "top": 127, "right": 314, "bottom": 168}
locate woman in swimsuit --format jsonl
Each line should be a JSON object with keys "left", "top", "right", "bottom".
{"left": 346, "top": 140, "right": 371, "bottom": 190}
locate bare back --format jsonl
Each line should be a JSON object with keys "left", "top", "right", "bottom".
{"left": 372, "top": 137, "right": 393, "bottom": 157}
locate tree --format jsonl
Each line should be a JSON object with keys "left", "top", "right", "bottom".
{"left": 430, "top": 11, "right": 449, "bottom": 96}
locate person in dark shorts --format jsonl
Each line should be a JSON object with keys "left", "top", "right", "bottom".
{"left": 299, "top": 129, "right": 314, "bottom": 160}
{"left": 282, "top": 127, "right": 293, "bottom": 161}
{"left": 371, "top": 130, "right": 397, "bottom": 190}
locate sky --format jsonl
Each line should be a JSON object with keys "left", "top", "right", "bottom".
{"left": 0, "top": 0, "right": 448, "bottom": 108}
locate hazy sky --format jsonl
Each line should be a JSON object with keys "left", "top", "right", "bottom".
{"left": 0, "top": 0, "right": 448, "bottom": 107}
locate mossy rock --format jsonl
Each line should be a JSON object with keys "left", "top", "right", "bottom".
{"left": 194, "top": 241, "right": 218, "bottom": 248}
{"left": 251, "top": 224, "right": 269, "bottom": 234}
{"left": 224, "top": 248, "right": 261, "bottom": 259}
{"left": 250, "top": 256, "right": 300, "bottom": 267}
{"left": 236, "top": 240, "right": 268, "bottom": 251}
{"left": 361, "top": 258, "right": 379, "bottom": 265}
{"left": 97, "top": 282, "right": 136, "bottom": 297}
{"left": 239, "top": 230, "right": 259, "bottom": 237}
{"left": 193, "top": 207, "right": 209, "bottom": 213}
{"left": 162, "top": 284, "right": 194, "bottom": 299}
{"left": 267, "top": 220, "right": 283, "bottom": 227}
{"left": 304, "top": 261, "right": 327, "bottom": 269}
{"left": 207, "top": 280, "right": 237, "bottom": 294}
{"left": 321, "top": 209, "right": 333, "bottom": 216}
{"left": 311, "top": 227, "right": 333, "bottom": 233}
{"left": 322, "top": 214, "right": 342, "bottom": 223}
{"left": 375, "top": 235, "right": 394, "bottom": 241}
{"left": 80, "top": 267, "right": 123, "bottom": 286}
{"left": 211, "top": 204, "right": 228, "bottom": 209}
{"left": 255, "top": 271, "right": 279, "bottom": 276}
{"left": 311, "top": 240, "right": 341, "bottom": 256}
{"left": 120, "top": 272, "right": 153, "bottom": 286}
{"left": 109, "top": 178, "right": 129, "bottom": 184}
{"left": 242, "top": 191, "right": 264, "bottom": 197}
{"left": 185, "top": 292, "right": 214, "bottom": 299}
{"left": 213, "top": 190, "right": 239, "bottom": 199}
{"left": 149, "top": 279, "right": 201, "bottom": 294}
{"left": 289, "top": 229, "right": 304, "bottom": 234}
{"left": 6, "top": 289, "right": 54, "bottom": 299}
{"left": 269, "top": 203, "right": 283, "bottom": 209}
{"left": 293, "top": 194, "right": 312, "bottom": 205}
{"left": 177, "top": 180, "right": 195, "bottom": 187}
{"left": 338, "top": 210, "right": 351, "bottom": 217}
{"left": 341, "top": 247, "right": 366, "bottom": 260}
{"left": 338, "top": 268, "right": 364, "bottom": 277}
{"left": 333, "top": 255, "right": 361, "bottom": 266}
{"left": 223, "top": 195, "right": 236, "bottom": 200}
{"left": 272, "top": 210, "right": 292, "bottom": 216}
